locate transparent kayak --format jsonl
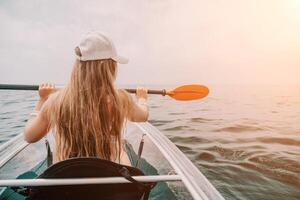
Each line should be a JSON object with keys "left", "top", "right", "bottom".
{"left": 0, "top": 122, "right": 224, "bottom": 200}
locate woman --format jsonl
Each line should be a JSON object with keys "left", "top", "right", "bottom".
{"left": 24, "top": 31, "right": 149, "bottom": 166}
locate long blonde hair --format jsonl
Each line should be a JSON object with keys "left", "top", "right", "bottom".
{"left": 47, "top": 55, "right": 125, "bottom": 162}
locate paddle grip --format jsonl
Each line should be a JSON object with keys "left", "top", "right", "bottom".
{"left": 125, "top": 89, "right": 167, "bottom": 96}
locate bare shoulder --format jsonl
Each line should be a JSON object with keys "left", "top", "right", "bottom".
{"left": 117, "top": 89, "right": 134, "bottom": 113}
{"left": 117, "top": 89, "right": 127, "bottom": 97}
{"left": 40, "top": 91, "right": 60, "bottom": 119}
{"left": 117, "top": 89, "right": 131, "bottom": 103}
{"left": 45, "top": 91, "right": 60, "bottom": 107}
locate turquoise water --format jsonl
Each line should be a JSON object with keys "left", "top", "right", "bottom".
{"left": 0, "top": 85, "right": 300, "bottom": 200}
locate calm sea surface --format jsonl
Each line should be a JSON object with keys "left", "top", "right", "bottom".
{"left": 0, "top": 85, "right": 300, "bottom": 200}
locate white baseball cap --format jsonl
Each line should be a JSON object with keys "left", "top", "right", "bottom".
{"left": 76, "top": 31, "right": 128, "bottom": 64}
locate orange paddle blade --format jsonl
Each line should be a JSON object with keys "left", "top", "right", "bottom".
{"left": 167, "top": 84, "right": 209, "bottom": 101}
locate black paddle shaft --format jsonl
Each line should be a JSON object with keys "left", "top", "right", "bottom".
{"left": 0, "top": 84, "right": 167, "bottom": 95}
{"left": 0, "top": 84, "right": 39, "bottom": 91}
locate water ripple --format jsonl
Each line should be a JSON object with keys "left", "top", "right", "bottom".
{"left": 214, "top": 124, "right": 267, "bottom": 133}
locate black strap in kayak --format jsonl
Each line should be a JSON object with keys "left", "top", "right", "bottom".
{"left": 45, "top": 139, "right": 53, "bottom": 167}
{"left": 135, "top": 134, "right": 146, "bottom": 168}
{"left": 119, "top": 166, "right": 154, "bottom": 200}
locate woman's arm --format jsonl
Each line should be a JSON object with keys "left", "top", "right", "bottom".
{"left": 120, "top": 87, "right": 149, "bottom": 122}
{"left": 24, "top": 83, "right": 56, "bottom": 143}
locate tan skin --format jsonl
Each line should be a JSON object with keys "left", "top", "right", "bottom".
{"left": 24, "top": 84, "right": 149, "bottom": 143}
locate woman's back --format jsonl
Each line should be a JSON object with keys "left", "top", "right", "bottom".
{"left": 24, "top": 31, "right": 149, "bottom": 166}
{"left": 43, "top": 88, "right": 132, "bottom": 165}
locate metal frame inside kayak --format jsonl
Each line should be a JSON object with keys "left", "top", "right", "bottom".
{"left": 0, "top": 175, "right": 181, "bottom": 187}
{"left": 0, "top": 122, "right": 224, "bottom": 200}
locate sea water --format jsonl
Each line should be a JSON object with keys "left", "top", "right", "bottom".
{"left": 0, "top": 85, "right": 299, "bottom": 200}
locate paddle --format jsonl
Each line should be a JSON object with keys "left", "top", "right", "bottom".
{"left": 0, "top": 84, "right": 209, "bottom": 101}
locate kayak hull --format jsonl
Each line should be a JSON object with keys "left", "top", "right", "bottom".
{"left": 0, "top": 122, "right": 224, "bottom": 200}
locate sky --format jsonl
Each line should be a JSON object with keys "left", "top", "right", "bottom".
{"left": 0, "top": 0, "right": 299, "bottom": 86}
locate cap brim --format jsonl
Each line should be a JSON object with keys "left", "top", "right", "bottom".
{"left": 112, "top": 55, "right": 129, "bottom": 64}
